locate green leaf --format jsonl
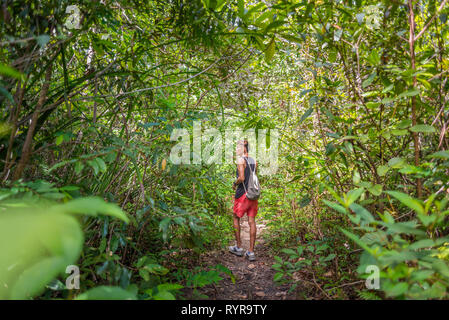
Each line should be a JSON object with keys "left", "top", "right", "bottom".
{"left": 87, "top": 160, "right": 99, "bottom": 175}
{"left": 409, "top": 124, "right": 435, "bottom": 133}
{"left": 53, "top": 197, "right": 129, "bottom": 223}
{"left": 385, "top": 191, "right": 424, "bottom": 215}
{"left": 362, "top": 72, "right": 376, "bottom": 88}
{"left": 323, "top": 253, "right": 336, "bottom": 262}
{"left": 340, "top": 228, "right": 373, "bottom": 254}
{"left": 272, "top": 264, "right": 282, "bottom": 271}
{"left": 349, "top": 203, "right": 375, "bottom": 223}
{"left": 410, "top": 270, "right": 434, "bottom": 282}
{"left": 0, "top": 207, "right": 83, "bottom": 299}
{"left": 367, "top": 49, "right": 380, "bottom": 65}
{"left": 264, "top": 37, "right": 276, "bottom": 63}
{"left": 377, "top": 165, "right": 389, "bottom": 177}
{"left": 381, "top": 97, "right": 396, "bottom": 104}
{"left": 353, "top": 170, "right": 361, "bottom": 184}
{"left": 144, "top": 264, "right": 169, "bottom": 276}
{"left": 333, "top": 28, "right": 343, "bottom": 42}
{"left": 139, "top": 268, "right": 150, "bottom": 281}
{"left": 299, "top": 107, "right": 313, "bottom": 123}
{"left": 48, "top": 159, "right": 76, "bottom": 172}
{"left": 215, "top": 0, "right": 228, "bottom": 11}
{"left": 385, "top": 282, "right": 408, "bottom": 297}
{"left": 409, "top": 239, "right": 434, "bottom": 250}
{"left": 75, "top": 286, "right": 136, "bottom": 300}
{"left": 345, "top": 188, "right": 364, "bottom": 206}
{"left": 10, "top": 256, "right": 67, "bottom": 299}
{"left": 388, "top": 157, "right": 406, "bottom": 169}
{"left": 398, "top": 88, "right": 420, "bottom": 98}
{"left": 325, "top": 142, "right": 336, "bottom": 156}
{"left": 427, "top": 150, "right": 449, "bottom": 159}
{"left": 159, "top": 217, "right": 171, "bottom": 234}
{"left": 153, "top": 290, "right": 175, "bottom": 300}
{"left": 431, "top": 259, "right": 449, "bottom": 278}
{"left": 382, "top": 84, "right": 394, "bottom": 93}
{"left": 368, "top": 184, "right": 383, "bottom": 196}
{"left": 396, "top": 119, "right": 412, "bottom": 129}
{"left": 391, "top": 129, "right": 408, "bottom": 136}
{"left": 36, "top": 35, "right": 50, "bottom": 48}
{"left": 281, "top": 248, "right": 297, "bottom": 256}
{"left": 280, "top": 34, "right": 302, "bottom": 45}
{"left": 0, "top": 64, "right": 23, "bottom": 79}
{"left": 366, "top": 102, "right": 381, "bottom": 109}
{"left": 55, "top": 135, "right": 64, "bottom": 146}
{"left": 264, "top": 20, "right": 286, "bottom": 33}
{"left": 398, "top": 165, "right": 421, "bottom": 174}
{"left": 384, "top": 221, "right": 425, "bottom": 236}
{"left": 157, "top": 283, "right": 183, "bottom": 292}
{"left": 322, "top": 199, "right": 347, "bottom": 214}
{"left": 309, "top": 95, "right": 319, "bottom": 107}
{"left": 95, "top": 158, "right": 107, "bottom": 172}
{"left": 274, "top": 272, "right": 284, "bottom": 282}
{"left": 0, "top": 87, "right": 14, "bottom": 105}
{"left": 75, "top": 161, "right": 84, "bottom": 175}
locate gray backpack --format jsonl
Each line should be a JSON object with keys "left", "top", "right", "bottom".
{"left": 243, "top": 157, "right": 261, "bottom": 200}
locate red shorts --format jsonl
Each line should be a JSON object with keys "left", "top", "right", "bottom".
{"left": 233, "top": 193, "right": 258, "bottom": 218}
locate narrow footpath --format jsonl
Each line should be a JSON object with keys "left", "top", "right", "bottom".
{"left": 197, "top": 216, "right": 297, "bottom": 300}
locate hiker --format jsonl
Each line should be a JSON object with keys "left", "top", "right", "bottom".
{"left": 229, "top": 140, "right": 258, "bottom": 261}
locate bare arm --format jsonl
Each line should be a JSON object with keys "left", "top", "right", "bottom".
{"left": 233, "top": 157, "right": 246, "bottom": 190}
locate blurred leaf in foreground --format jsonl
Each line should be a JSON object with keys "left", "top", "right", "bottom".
{"left": 0, "top": 197, "right": 128, "bottom": 299}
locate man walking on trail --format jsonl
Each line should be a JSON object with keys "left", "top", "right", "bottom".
{"left": 229, "top": 140, "right": 258, "bottom": 261}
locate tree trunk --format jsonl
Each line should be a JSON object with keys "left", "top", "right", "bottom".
{"left": 13, "top": 64, "right": 53, "bottom": 181}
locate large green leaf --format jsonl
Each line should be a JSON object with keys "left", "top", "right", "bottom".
{"left": 53, "top": 197, "right": 129, "bottom": 223}
{"left": 264, "top": 37, "right": 276, "bottom": 63}
{"left": 75, "top": 286, "right": 137, "bottom": 300}
{"left": 376, "top": 165, "right": 389, "bottom": 177}
{"left": 427, "top": 150, "right": 449, "bottom": 159}
{"left": 388, "top": 157, "right": 406, "bottom": 169}
{"left": 0, "top": 197, "right": 129, "bottom": 299}
{"left": 0, "top": 64, "right": 23, "bottom": 79}
{"left": 340, "top": 228, "right": 374, "bottom": 254}
{"left": 0, "top": 207, "right": 83, "bottom": 299}
{"left": 322, "top": 199, "right": 347, "bottom": 214}
{"left": 345, "top": 188, "right": 364, "bottom": 207}
{"left": 385, "top": 191, "right": 424, "bottom": 215}
{"left": 349, "top": 203, "right": 375, "bottom": 223}
{"left": 409, "top": 124, "right": 435, "bottom": 133}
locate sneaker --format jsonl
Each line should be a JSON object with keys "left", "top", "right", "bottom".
{"left": 229, "top": 245, "right": 244, "bottom": 256}
{"left": 245, "top": 251, "right": 256, "bottom": 261}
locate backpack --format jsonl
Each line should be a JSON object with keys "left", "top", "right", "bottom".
{"left": 242, "top": 157, "right": 261, "bottom": 200}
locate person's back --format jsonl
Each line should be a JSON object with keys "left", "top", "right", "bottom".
{"left": 234, "top": 156, "right": 256, "bottom": 200}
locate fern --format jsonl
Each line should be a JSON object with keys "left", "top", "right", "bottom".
{"left": 357, "top": 290, "right": 381, "bottom": 300}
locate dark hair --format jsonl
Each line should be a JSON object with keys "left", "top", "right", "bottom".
{"left": 243, "top": 140, "right": 249, "bottom": 152}
{"left": 237, "top": 140, "right": 249, "bottom": 152}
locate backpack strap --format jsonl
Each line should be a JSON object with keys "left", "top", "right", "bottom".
{"left": 243, "top": 157, "right": 256, "bottom": 174}
{"left": 237, "top": 156, "right": 247, "bottom": 194}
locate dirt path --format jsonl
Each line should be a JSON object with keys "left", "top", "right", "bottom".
{"left": 197, "top": 216, "right": 296, "bottom": 300}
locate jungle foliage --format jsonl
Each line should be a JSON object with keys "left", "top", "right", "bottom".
{"left": 1, "top": 0, "right": 449, "bottom": 299}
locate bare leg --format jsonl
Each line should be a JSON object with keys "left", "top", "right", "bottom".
{"left": 233, "top": 215, "right": 242, "bottom": 248}
{"left": 248, "top": 216, "right": 256, "bottom": 252}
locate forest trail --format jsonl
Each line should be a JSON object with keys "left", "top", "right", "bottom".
{"left": 197, "top": 216, "right": 296, "bottom": 300}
